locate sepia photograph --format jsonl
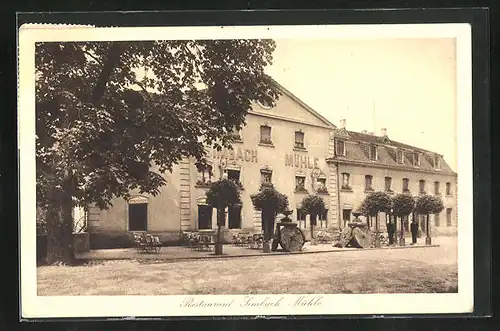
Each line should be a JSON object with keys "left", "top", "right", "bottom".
{"left": 18, "top": 23, "right": 473, "bottom": 318}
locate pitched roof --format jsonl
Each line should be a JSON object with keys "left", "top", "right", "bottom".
{"left": 333, "top": 129, "right": 457, "bottom": 176}
{"left": 269, "top": 77, "right": 336, "bottom": 129}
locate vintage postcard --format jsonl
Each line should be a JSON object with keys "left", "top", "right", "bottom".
{"left": 18, "top": 22, "right": 473, "bottom": 318}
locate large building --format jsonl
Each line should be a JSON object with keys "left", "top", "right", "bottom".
{"left": 86, "top": 81, "right": 340, "bottom": 247}
{"left": 85, "top": 81, "right": 458, "bottom": 248}
{"left": 332, "top": 120, "right": 458, "bottom": 236}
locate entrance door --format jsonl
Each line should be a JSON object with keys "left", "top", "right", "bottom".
{"left": 342, "top": 209, "right": 352, "bottom": 227}
{"left": 129, "top": 203, "right": 147, "bottom": 231}
{"left": 228, "top": 205, "right": 242, "bottom": 229}
{"left": 198, "top": 205, "right": 213, "bottom": 230}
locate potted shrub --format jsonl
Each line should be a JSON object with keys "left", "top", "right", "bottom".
{"left": 300, "top": 195, "right": 326, "bottom": 245}
{"left": 392, "top": 193, "right": 416, "bottom": 246}
{"left": 206, "top": 179, "right": 242, "bottom": 255}
{"left": 415, "top": 194, "right": 444, "bottom": 245}
{"left": 250, "top": 184, "right": 289, "bottom": 253}
{"left": 359, "top": 191, "right": 392, "bottom": 247}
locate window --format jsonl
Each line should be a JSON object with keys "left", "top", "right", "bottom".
{"left": 296, "top": 209, "right": 306, "bottom": 229}
{"left": 446, "top": 208, "right": 452, "bottom": 226}
{"left": 228, "top": 205, "right": 242, "bottom": 229}
{"left": 335, "top": 140, "right": 346, "bottom": 156}
{"left": 402, "top": 178, "right": 410, "bottom": 192}
{"left": 435, "top": 212, "right": 440, "bottom": 227}
{"left": 227, "top": 169, "right": 240, "bottom": 182}
{"left": 397, "top": 149, "right": 404, "bottom": 164}
{"left": 413, "top": 152, "right": 421, "bottom": 166}
{"left": 434, "top": 155, "right": 441, "bottom": 169}
{"left": 260, "top": 170, "right": 272, "bottom": 184}
{"left": 317, "top": 178, "right": 328, "bottom": 194}
{"left": 230, "top": 126, "right": 242, "bottom": 140}
{"left": 294, "top": 131, "right": 305, "bottom": 149}
{"left": 295, "top": 176, "right": 306, "bottom": 192}
{"left": 197, "top": 165, "right": 213, "bottom": 186}
{"left": 419, "top": 180, "right": 426, "bottom": 194}
{"left": 365, "top": 175, "right": 373, "bottom": 191}
{"left": 446, "top": 182, "right": 452, "bottom": 195}
{"left": 341, "top": 172, "right": 350, "bottom": 189}
{"left": 198, "top": 205, "right": 213, "bottom": 230}
{"left": 318, "top": 209, "right": 328, "bottom": 228}
{"left": 128, "top": 203, "right": 147, "bottom": 231}
{"left": 370, "top": 145, "right": 378, "bottom": 161}
{"left": 434, "top": 181, "right": 440, "bottom": 195}
{"left": 260, "top": 125, "right": 272, "bottom": 144}
{"left": 385, "top": 177, "right": 392, "bottom": 192}
{"left": 258, "top": 99, "right": 272, "bottom": 109}
{"left": 342, "top": 209, "right": 352, "bottom": 227}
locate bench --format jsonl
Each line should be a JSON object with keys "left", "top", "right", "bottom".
{"left": 133, "top": 233, "right": 162, "bottom": 254}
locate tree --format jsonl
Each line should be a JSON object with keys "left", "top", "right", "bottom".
{"left": 360, "top": 192, "right": 392, "bottom": 247}
{"left": 415, "top": 194, "right": 444, "bottom": 245}
{"left": 205, "top": 179, "right": 242, "bottom": 255}
{"left": 392, "top": 193, "right": 416, "bottom": 246}
{"left": 250, "top": 183, "right": 289, "bottom": 252}
{"left": 300, "top": 195, "right": 326, "bottom": 242}
{"left": 35, "top": 40, "right": 278, "bottom": 264}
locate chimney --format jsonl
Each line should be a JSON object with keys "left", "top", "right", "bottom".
{"left": 380, "top": 128, "right": 387, "bottom": 136}
{"left": 361, "top": 130, "right": 367, "bottom": 134}
{"left": 339, "top": 118, "right": 346, "bottom": 129}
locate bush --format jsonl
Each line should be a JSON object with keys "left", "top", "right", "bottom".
{"left": 415, "top": 194, "right": 444, "bottom": 215}
{"left": 392, "top": 193, "right": 415, "bottom": 217}
{"left": 360, "top": 191, "right": 392, "bottom": 216}
{"left": 251, "top": 185, "right": 289, "bottom": 241}
{"left": 300, "top": 195, "right": 326, "bottom": 226}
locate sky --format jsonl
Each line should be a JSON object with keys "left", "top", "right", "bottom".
{"left": 265, "top": 38, "right": 457, "bottom": 171}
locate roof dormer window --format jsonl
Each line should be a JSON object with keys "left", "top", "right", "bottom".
{"left": 434, "top": 155, "right": 441, "bottom": 169}
{"left": 369, "top": 145, "right": 378, "bottom": 161}
{"left": 413, "top": 152, "right": 421, "bottom": 166}
{"left": 397, "top": 149, "right": 404, "bottom": 164}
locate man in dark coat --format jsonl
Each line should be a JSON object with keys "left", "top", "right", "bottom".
{"left": 386, "top": 218, "right": 395, "bottom": 245}
{"left": 410, "top": 219, "right": 419, "bottom": 244}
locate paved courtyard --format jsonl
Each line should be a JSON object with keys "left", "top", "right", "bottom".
{"left": 37, "top": 236, "right": 457, "bottom": 296}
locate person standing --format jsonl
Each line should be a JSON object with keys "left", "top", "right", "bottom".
{"left": 410, "top": 219, "right": 419, "bottom": 244}
{"left": 386, "top": 218, "right": 395, "bottom": 245}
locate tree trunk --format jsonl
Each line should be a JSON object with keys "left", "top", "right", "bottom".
{"left": 310, "top": 214, "right": 316, "bottom": 240}
{"left": 91, "top": 42, "right": 123, "bottom": 105}
{"left": 215, "top": 208, "right": 225, "bottom": 255}
{"left": 45, "top": 185, "right": 76, "bottom": 265}
{"left": 425, "top": 214, "right": 431, "bottom": 245}
{"left": 373, "top": 214, "right": 380, "bottom": 247}
{"left": 400, "top": 216, "right": 405, "bottom": 246}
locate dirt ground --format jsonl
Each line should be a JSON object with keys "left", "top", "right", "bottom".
{"left": 37, "top": 237, "right": 457, "bottom": 296}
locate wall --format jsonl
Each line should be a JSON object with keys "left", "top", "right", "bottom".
{"left": 337, "top": 162, "right": 458, "bottom": 235}
{"left": 189, "top": 108, "right": 337, "bottom": 237}
{"left": 87, "top": 166, "right": 183, "bottom": 248}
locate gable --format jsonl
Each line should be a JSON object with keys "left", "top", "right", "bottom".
{"left": 250, "top": 81, "right": 335, "bottom": 128}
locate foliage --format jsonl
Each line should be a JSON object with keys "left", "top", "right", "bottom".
{"left": 415, "top": 194, "right": 444, "bottom": 215}
{"left": 35, "top": 40, "right": 278, "bottom": 262}
{"left": 300, "top": 195, "right": 326, "bottom": 228}
{"left": 360, "top": 191, "right": 392, "bottom": 217}
{"left": 300, "top": 195, "right": 326, "bottom": 217}
{"left": 36, "top": 40, "right": 278, "bottom": 210}
{"left": 251, "top": 186, "right": 289, "bottom": 214}
{"left": 392, "top": 193, "right": 416, "bottom": 217}
{"left": 251, "top": 186, "right": 289, "bottom": 241}
{"left": 205, "top": 179, "right": 242, "bottom": 209}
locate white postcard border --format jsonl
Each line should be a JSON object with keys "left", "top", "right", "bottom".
{"left": 18, "top": 23, "right": 473, "bottom": 318}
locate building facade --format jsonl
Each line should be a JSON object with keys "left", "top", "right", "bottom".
{"left": 85, "top": 83, "right": 458, "bottom": 248}
{"left": 86, "top": 82, "right": 341, "bottom": 247}
{"left": 330, "top": 121, "right": 458, "bottom": 236}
